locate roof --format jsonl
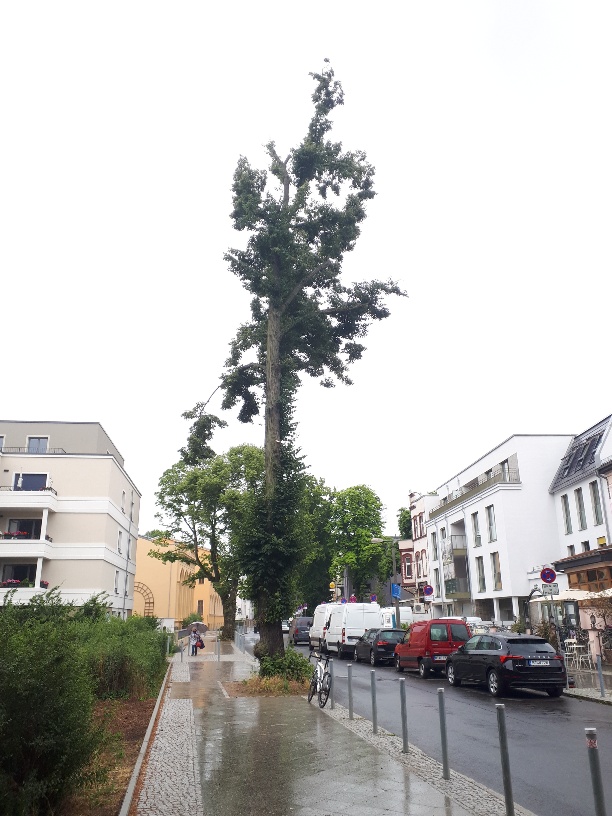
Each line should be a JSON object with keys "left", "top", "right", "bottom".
{"left": 549, "top": 415, "right": 612, "bottom": 494}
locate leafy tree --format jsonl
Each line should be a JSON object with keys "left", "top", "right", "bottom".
{"left": 329, "top": 485, "right": 389, "bottom": 599}
{"left": 221, "top": 61, "right": 405, "bottom": 655}
{"left": 397, "top": 507, "right": 412, "bottom": 540}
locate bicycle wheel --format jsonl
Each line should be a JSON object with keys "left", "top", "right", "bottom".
{"left": 307, "top": 671, "right": 317, "bottom": 703}
{"left": 318, "top": 671, "right": 331, "bottom": 708}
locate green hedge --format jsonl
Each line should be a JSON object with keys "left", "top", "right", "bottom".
{"left": 0, "top": 591, "right": 168, "bottom": 814}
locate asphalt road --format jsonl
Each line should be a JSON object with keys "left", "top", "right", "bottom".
{"left": 245, "top": 636, "right": 612, "bottom": 816}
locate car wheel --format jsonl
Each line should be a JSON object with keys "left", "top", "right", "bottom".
{"left": 547, "top": 686, "right": 563, "bottom": 698}
{"left": 321, "top": 640, "right": 328, "bottom": 654}
{"left": 309, "top": 640, "right": 314, "bottom": 652}
{"left": 446, "top": 663, "right": 461, "bottom": 687}
{"left": 418, "top": 660, "right": 430, "bottom": 679}
{"left": 395, "top": 655, "right": 404, "bottom": 673}
{"left": 487, "top": 669, "right": 505, "bottom": 697}
{"left": 370, "top": 650, "right": 377, "bottom": 666}
{"left": 353, "top": 647, "right": 360, "bottom": 663}
{"left": 337, "top": 643, "right": 344, "bottom": 660}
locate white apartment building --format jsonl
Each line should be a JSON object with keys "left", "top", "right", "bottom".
{"left": 0, "top": 420, "right": 140, "bottom": 616}
{"left": 425, "top": 435, "right": 573, "bottom": 623}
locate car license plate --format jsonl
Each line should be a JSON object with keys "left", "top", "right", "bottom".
{"left": 529, "top": 660, "right": 550, "bottom": 666}
{"left": 433, "top": 655, "right": 446, "bottom": 661}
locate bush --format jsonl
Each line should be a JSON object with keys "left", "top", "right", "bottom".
{"left": 182, "top": 612, "right": 201, "bottom": 629}
{"left": 0, "top": 595, "right": 105, "bottom": 814}
{"left": 258, "top": 647, "right": 312, "bottom": 682}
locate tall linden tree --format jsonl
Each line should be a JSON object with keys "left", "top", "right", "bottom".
{"left": 221, "top": 61, "right": 405, "bottom": 657}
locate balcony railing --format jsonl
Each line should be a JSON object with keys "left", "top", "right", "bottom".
{"left": 441, "top": 535, "right": 468, "bottom": 562}
{"left": 444, "top": 577, "right": 470, "bottom": 597}
{"left": 0, "top": 534, "right": 53, "bottom": 542}
{"left": 0, "top": 447, "right": 66, "bottom": 454}
{"left": 0, "top": 486, "right": 57, "bottom": 495}
{"left": 430, "top": 467, "right": 520, "bottom": 519}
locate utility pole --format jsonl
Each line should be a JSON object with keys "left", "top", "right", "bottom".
{"left": 391, "top": 536, "right": 401, "bottom": 628}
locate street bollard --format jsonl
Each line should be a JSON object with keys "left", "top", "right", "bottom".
{"left": 216, "top": 637, "right": 221, "bottom": 661}
{"left": 496, "top": 705, "right": 515, "bottom": 816}
{"left": 330, "top": 659, "right": 335, "bottom": 709}
{"left": 399, "top": 678, "right": 409, "bottom": 753}
{"left": 437, "top": 688, "right": 450, "bottom": 780}
{"left": 597, "top": 655, "right": 606, "bottom": 699}
{"left": 180, "top": 640, "right": 184, "bottom": 663}
{"left": 348, "top": 663, "right": 354, "bottom": 720}
{"left": 371, "top": 670, "right": 378, "bottom": 735}
{"left": 586, "top": 728, "right": 607, "bottom": 816}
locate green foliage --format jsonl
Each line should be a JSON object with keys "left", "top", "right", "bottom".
{"left": 534, "top": 620, "right": 559, "bottom": 651}
{"left": 0, "top": 594, "right": 104, "bottom": 814}
{"left": 258, "top": 646, "right": 313, "bottom": 682}
{"left": 510, "top": 617, "right": 527, "bottom": 634}
{"left": 397, "top": 507, "right": 412, "bottom": 540}
{"left": 182, "top": 612, "right": 202, "bottom": 628}
{"left": 329, "top": 485, "right": 387, "bottom": 597}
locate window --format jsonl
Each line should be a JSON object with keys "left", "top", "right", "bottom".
{"left": 197, "top": 600, "right": 204, "bottom": 617}
{"left": 501, "top": 460, "right": 509, "bottom": 481}
{"left": 121, "top": 491, "right": 126, "bottom": 513}
{"left": 404, "top": 553, "right": 413, "bottom": 580}
{"left": 124, "top": 575, "right": 129, "bottom": 596}
{"left": 0, "top": 436, "right": 4, "bottom": 451}
{"left": 127, "top": 537, "right": 132, "bottom": 560}
{"left": 491, "top": 552, "right": 502, "bottom": 590}
{"left": 27, "top": 437, "right": 48, "bottom": 454}
{"left": 114, "top": 570, "right": 119, "bottom": 594}
{"left": 117, "top": 530, "right": 123, "bottom": 554}
{"left": 485, "top": 469, "right": 493, "bottom": 481}
{"left": 421, "top": 548, "right": 427, "bottom": 575}
{"left": 486, "top": 505, "right": 497, "bottom": 542}
{"left": 431, "top": 532, "right": 438, "bottom": 561}
{"left": 433, "top": 568, "right": 441, "bottom": 596}
{"left": 590, "top": 481, "right": 603, "bottom": 526}
{"left": 582, "top": 541, "right": 590, "bottom": 552}
{"left": 575, "top": 488, "right": 587, "bottom": 530}
{"left": 8, "top": 519, "right": 42, "bottom": 539}
{"left": 472, "top": 512, "right": 481, "bottom": 546}
{"left": 440, "top": 527, "right": 446, "bottom": 541}
{"left": 567, "top": 544, "right": 575, "bottom": 557}
{"left": 430, "top": 624, "right": 449, "bottom": 642}
{"left": 475, "top": 556, "right": 486, "bottom": 592}
{"left": 415, "top": 551, "right": 421, "bottom": 578}
{"left": 598, "top": 536, "right": 607, "bottom": 548}
{"left": 561, "top": 494, "right": 572, "bottom": 534}
{"left": 14, "top": 473, "right": 47, "bottom": 491}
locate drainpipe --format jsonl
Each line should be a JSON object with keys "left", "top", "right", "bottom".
{"left": 121, "top": 493, "right": 133, "bottom": 620}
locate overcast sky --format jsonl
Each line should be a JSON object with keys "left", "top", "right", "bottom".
{"left": 2, "top": 2, "right": 610, "bottom": 535}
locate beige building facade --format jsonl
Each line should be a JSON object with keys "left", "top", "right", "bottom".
{"left": 0, "top": 420, "right": 140, "bottom": 616}
{"left": 134, "top": 536, "right": 224, "bottom": 631}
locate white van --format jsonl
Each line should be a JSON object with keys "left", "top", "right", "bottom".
{"left": 326, "top": 602, "right": 382, "bottom": 658}
{"left": 308, "top": 603, "right": 342, "bottom": 652}
{"left": 380, "top": 606, "right": 413, "bottom": 628}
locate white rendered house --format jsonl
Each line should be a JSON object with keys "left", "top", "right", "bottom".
{"left": 425, "top": 434, "right": 573, "bottom": 623}
{"left": 0, "top": 420, "right": 140, "bottom": 616}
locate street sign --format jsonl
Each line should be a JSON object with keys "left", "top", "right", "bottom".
{"left": 540, "top": 567, "right": 557, "bottom": 584}
{"left": 391, "top": 583, "right": 401, "bottom": 599}
{"left": 423, "top": 585, "right": 434, "bottom": 597}
{"left": 370, "top": 594, "right": 377, "bottom": 602}
{"left": 541, "top": 582, "right": 559, "bottom": 595}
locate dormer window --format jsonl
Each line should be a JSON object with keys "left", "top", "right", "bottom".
{"left": 27, "top": 437, "right": 48, "bottom": 454}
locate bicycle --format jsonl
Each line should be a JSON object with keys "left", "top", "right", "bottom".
{"left": 308, "top": 651, "right": 332, "bottom": 708}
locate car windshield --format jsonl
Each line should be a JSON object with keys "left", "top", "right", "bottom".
{"left": 379, "top": 631, "right": 405, "bottom": 643}
{"left": 450, "top": 624, "right": 469, "bottom": 641}
{"left": 504, "top": 639, "right": 556, "bottom": 655}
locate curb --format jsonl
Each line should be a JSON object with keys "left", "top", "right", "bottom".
{"left": 118, "top": 658, "right": 173, "bottom": 816}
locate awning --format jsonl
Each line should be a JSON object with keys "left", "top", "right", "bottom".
{"left": 529, "top": 589, "right": 592, "bottom": 603}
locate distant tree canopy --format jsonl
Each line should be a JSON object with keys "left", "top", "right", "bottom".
{"left": 397, "top": 507, "right": 412, "bottom": 540}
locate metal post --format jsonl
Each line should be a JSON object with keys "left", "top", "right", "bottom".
{"left": 399, "top": 678, "right": 409, "bottom": 753}
{"left": 437, "top": 688, "right": 450, "bottom": 780}
{"left": 585, "top": 728, "right": 607, "bottom": 816}
{"left": 496, "top": 704, "right": 515, "bottom": 816}
{"left": 216, "top": 637, "right": 221, "bottom": 661}
{"left": 370, "top": 670, "right": 378, "bottom": 734}
{"left": 597, "top": 654, "right": 606, "bottom": 698}
{"left": 391, "top": 537, "right": 401, "bottom": 628}
{"left": 330, "top": 658, "right": 335, "bottom": 709}
{"left": 348, "top": 663, "right": 354, "bottom": 720}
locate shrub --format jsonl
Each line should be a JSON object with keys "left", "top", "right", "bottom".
{"left": 182, "top": 612, "right": 201, "bottom": 629}
{"left": 258, "top": 647, "right": 312, "bottom": 682}
{"left": 0, "top": 596, "right": 105, "bottom": 814}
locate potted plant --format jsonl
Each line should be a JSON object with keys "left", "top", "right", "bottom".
{"left": 39, "top": 580, "right": 49, "bottom": 589}
{"left": 1, "top": 579, "right": 21, "bottom": 588}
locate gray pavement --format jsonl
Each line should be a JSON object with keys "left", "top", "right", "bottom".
{"left": 132, "top": 636, "right": 556, "bottom": 816}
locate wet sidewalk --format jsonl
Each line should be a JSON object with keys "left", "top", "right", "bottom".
{"left": 130, "top": 638, "right": 541, "bottom": 816}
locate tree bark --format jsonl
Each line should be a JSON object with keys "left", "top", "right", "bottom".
{"left": 265, "top": 304, "right": 282, "bottom": 501}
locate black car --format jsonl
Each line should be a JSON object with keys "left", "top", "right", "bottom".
{"left": 445, "top": 633, "right": 567, "bottom": 697}
{"left": 288, "top": 616, "right": 313, "bottom": 645}
{"left": 353, "top": 628, "right": 405, "bottom": 666}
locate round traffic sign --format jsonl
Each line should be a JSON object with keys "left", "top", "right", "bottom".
{"left": 540, "top": 567, "right": 556, "bottom": 584}
{"left": 423, "top": 585, "right": 434, "bottom": 597}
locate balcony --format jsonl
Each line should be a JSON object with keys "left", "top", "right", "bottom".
{"left": 444, "top": 577, "right": 471, "bottom": 599}
{"left": 0, "top": 487, "right": 58, "bottom": 512}
{"left": 429, "top": 467, "right": 520, "bottom": 519}
{"left": 0, "top": 447, "right": 66, "bottom": 454}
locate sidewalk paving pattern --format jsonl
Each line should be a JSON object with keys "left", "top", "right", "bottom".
{"left": 133, "top": 637, "right": 611, "bottom": 816}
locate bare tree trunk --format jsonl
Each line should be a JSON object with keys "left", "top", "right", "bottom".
{"left": 218, "top": 582, "right": 238, "bottom": 641}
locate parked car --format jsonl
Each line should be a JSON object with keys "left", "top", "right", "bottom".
{"left": 326, "top": 602, "right": 382, "bottom": 659}
{"left": 288, "top": 616, "right": 313, "bottom": 645}
{"left": 281, "top": 620, "right": 290, "bottom": 633}
{"left": 445, "top": 633, "right": 567, "bottom": 697}
{"left": 354, "top": 628, "right": 405, "bottom": 665}
{"left": 309, "top": 603, "right": 343, "bottom": 652}
{"left": 394, "top": 618, "right": 471, "bottom": 677}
